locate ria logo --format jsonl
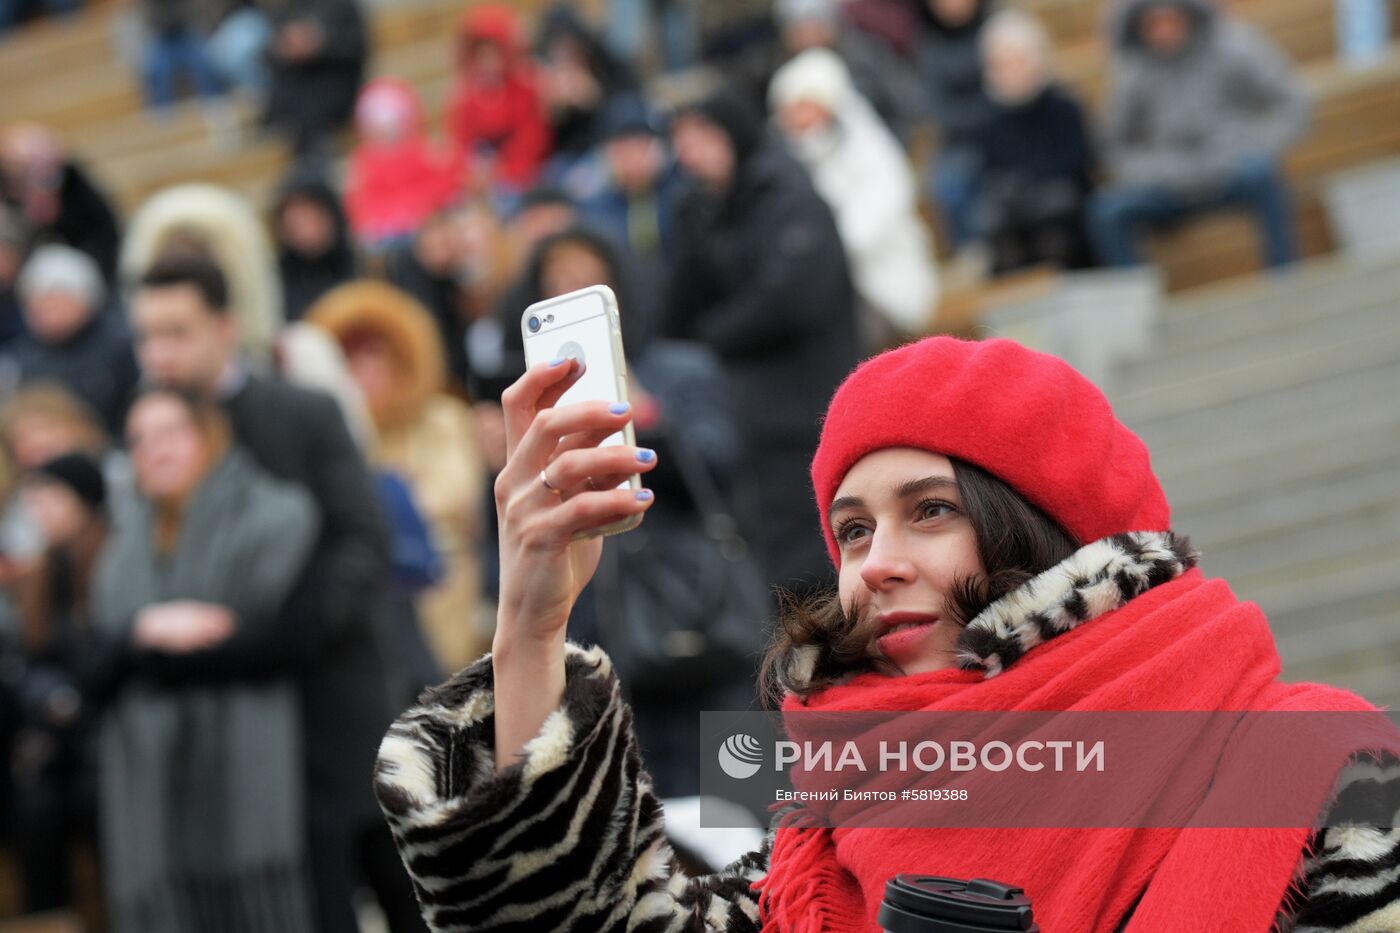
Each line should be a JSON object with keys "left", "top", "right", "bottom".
{"left": 718, "top": 734, "right": 764, "bottom": 779}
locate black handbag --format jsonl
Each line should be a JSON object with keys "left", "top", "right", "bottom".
{"left": 597, "top": 428, "right": 774, "bottom": 694}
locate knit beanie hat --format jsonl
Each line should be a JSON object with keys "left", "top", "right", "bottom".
{"left": 17, "top": 243, "right": 104, "bottom": 308}
{"left": 769, "top": 47, "right": 853, "bottom": 116}
{"left": 776, "top": 0, "right": 839, "bottom": 29}
{"left": 33, "top": 452, "right": 107, "bottom": 513}
{"left": 810, "top": 336, "right": 1170, "bottom": 565}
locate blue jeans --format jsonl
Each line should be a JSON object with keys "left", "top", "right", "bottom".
{"left": 927, "top": 147, "right": 980, "bottom": 250}
{"left": 1335, "top": 0, "right": 1391, "bottom": 66}
{"left": 1088, "top": 158, "right": 1299, "bottom": 269}
{"left": 207, "top": 8, "right": 271, "bottom": 96}
{"left": 606, "top": 0, "right": 696, "bottom": 71}
{"left": 143, "top": 29, "right": 223, "bottom": 108}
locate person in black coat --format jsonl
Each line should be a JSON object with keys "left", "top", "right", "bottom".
{"left": 6, "top": 245, "right": 138, "bottom": 438}
{"left": 0, "top": 206, "right": 28, "bottom": 346}
{"left": 969, "top": 10, "right": 1097, "bottom": 274}
{"left": 128, "top": 253, "right": 421, "bottom": 933}
{"left": 0, "top": 453, "right": 109, "bottom": 917}
{"left": 536, "top": 3, "right": 639, "bottom": 168}
{"left": 0, "top": 125, "right": 122, "bottom": 284}
{"left": 663, "top": 88, "right": 858, "bottom": 599}
{"left": 382, "top": 209, "right": 472, "bottom": 391}
{"left": 262, "top": 0, "right": 368, "bottom": 155}
{"left": 273, "top": 168, "right": 357, "bottom": 321}
{"left": 915, "top": 0, "right": 995, "bottom": 248}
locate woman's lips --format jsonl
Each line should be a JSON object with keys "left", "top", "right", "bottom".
{"left": 874, "top": 614, "right": 940, "bottom": 656}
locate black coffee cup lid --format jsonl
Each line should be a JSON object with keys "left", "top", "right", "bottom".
{"left": 877, "top": 875, "right": 1039, "bottom": 932}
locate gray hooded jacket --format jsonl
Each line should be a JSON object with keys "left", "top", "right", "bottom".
{"left": 1101, "top": 0, "right": 1311, "bottom": 193}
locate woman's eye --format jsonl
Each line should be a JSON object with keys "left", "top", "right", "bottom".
{"left": 835, "top": 521, "right": 870, "bottom": 546}
{"left": 917, "top": 499, "right": 957, "bottom": 521}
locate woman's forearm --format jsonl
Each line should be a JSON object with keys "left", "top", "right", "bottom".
{"left": 491, "top": 622, "right": 567, "bottom": 772}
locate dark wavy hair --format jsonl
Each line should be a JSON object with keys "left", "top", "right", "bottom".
{"left": 757, "top": 457, "right": 1080, "bottom": 707}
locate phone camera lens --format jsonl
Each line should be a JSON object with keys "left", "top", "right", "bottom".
{"left": 527, "top": 315, "right": 542, "bottom": 333}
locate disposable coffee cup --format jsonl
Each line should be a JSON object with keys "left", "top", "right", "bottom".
{"left": 877, "top": 875, "right": 1039, "bottom": 933}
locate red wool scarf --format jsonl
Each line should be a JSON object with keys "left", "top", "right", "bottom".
{"left": 753, "top": 568, "right": 1399, "bottom": 933}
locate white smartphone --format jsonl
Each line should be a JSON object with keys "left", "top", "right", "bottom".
{"left": 521, "top": 284, "right": 642, "bottom": 539}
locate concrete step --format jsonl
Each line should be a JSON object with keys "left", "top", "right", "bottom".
{"left": 1160, "top": 415, "right": 1400, "bottom": 490}
{"left": 1331, "top": 678, "right": 1399, "bottom": 711}
{"left": 1234, "top": 585, "right": 1400, "bottom": 710}
{"left": 1105, "top": 256, "right": 1400, "bottom": 711}
{"left": 1210, "top": 556, "right": 1400, "bottom": 634}
{"left": 1135, "top": 427, "right": 1400, "bottom": 512}
{"left": 1202, "top": 521, "right": 1400, "bottom": 604}
{"left": 1153, "top": 409, "right": 1400, "bottom": 518}
{"left": 1287, "top": 644, "right": 1400, "bottom": 709}
{"left": 1129, "top": 360, "right": 1400, "bottom": 477}
{"left": 1154, "top": 420, "right": 1400, "bottom": 518}
{"left": 1113, "top": 321, "right": 1400, "bottom": 423}
{"left": 1121, "top": 280, "right": 1400, "bottom": 393}
{"left": 1273, "top": 595, "right": 1400, "bottom": 707}
{"left": 1156, "top": 254, "right": 1400, "bottom": 322}
{"left": 1264, "top": 568, "right": 1400, "bottom": 631}
{"left": 70, "top": 97, "right": 257, "bottom": 166}
{"left": 1291, "top": 668, "right": 1400, "bottom": 711}
{"left": 1173, "top": 459, "right": 1400, "bottom": 554}
{"left": 1277, "top": 604, "right": 1400, "bottom": 667}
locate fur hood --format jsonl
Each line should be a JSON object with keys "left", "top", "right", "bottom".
{"left": 304, "top": 280, "right": 445, "bottom": 433}
{"left": 120, "top": 184, "right": 282, "bottom": 365}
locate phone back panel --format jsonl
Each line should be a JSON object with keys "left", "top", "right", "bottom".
{"left": 522, "top": 286, "right": 629, "bottom": 450}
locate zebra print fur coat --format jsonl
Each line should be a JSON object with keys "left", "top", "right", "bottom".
{"left": 375, "top": 533, "right": 1400, "bottom": 932}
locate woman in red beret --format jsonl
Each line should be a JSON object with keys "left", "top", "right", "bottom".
{"left": 373, "top": 335, "right": 1400, "bottom": 932}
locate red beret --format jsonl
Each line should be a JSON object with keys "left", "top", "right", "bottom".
{"left": 810, "top": 336, "right": 1171, "bottom": 566}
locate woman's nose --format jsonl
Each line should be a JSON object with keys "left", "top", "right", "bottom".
{"left": 859, "top": 529, "right": 916, "bottom": 591}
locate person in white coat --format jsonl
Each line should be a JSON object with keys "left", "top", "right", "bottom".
{"left": 770, "top": 47, "right": 939, "bottom": 350}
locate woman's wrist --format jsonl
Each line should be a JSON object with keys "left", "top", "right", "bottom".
{"left": 491, "top": 619, "right": 568, "bottom": 772}
{"left": 491, "top": 618, "right": 567, "bottom": 672}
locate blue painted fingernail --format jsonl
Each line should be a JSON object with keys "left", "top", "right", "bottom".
{"left": 635, "top": 489, "right": 653, "bottom": 501}
{"left": 609, "top": 402, "right": 631, "bottom": 415}
{"left": 549, "top": 357, "right": 567, "bottom": 366}
{"left": 636, "top": 448, "right": 655, "bottom": 463}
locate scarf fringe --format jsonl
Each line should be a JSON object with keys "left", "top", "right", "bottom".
{"left": 757, "top": 818, "right": 867, "bottom": 933}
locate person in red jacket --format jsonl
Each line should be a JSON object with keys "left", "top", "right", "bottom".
{"left": 345, "top": 77, "right": 463, "bottom": 251}
{"left": 445, "top": 5, "right": 552, "bottom": 203}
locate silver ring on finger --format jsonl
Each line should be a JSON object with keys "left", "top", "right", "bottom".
{"left": 539, "top": 469, "right": 563, "bottom": 496}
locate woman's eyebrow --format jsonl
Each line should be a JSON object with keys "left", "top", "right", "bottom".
{"left": 829, "top": 494, "right": 863, "bottom": 516}
{"left": 828, "top": 475, "right": 959, "bottom": 523}
{"left": 895, "top": 475, "right": 958, "bottom": 499}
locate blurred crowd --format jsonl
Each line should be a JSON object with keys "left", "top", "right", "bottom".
{"left": 0, "top": 0, "right": 1393, "bottom": 929}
